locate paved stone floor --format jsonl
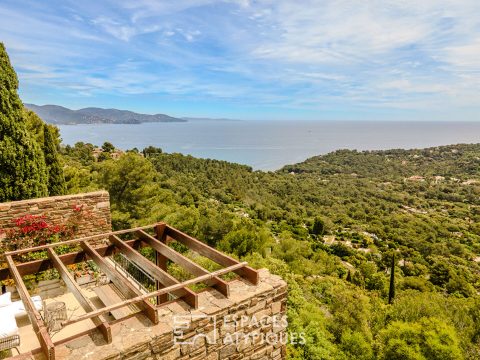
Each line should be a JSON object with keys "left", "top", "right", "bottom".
{"left": 17, "top": 288, "right": 116, "bottom": 355}
{"left": 11, "top": 269, "right": 287, "bottom": 360}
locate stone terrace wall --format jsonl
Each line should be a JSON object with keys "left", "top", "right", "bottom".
{"left": 0, "top": 191, "right": 111, "bottom": 243}
{"left": 51, "top": 269, "right": 288, "bottom": 360}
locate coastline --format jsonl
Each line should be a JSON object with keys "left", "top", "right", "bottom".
{"left": 57, "top": 120, "right": 480, "bottom": 171}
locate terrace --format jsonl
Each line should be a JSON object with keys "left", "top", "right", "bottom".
{"left": 0, "top": 223, "right": 270, "bottom": 360}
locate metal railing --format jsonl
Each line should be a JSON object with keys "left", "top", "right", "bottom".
{"left": 111, "top": 253, "right": 156, "bottom": 295}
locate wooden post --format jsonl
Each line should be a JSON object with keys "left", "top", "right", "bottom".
{"left": 6, "top": 255, "right": 55, "bottom": 360}
{"left": 166, "top": 226, "right": 259, "bottom": 285}
{"left": 154, "top": 223, "right": 168, "bottom": 304}
{"left": 46, "top": 248, "right": 112, "bottom": 343}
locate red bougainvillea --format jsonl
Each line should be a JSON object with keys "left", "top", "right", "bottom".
{"left": 1, "top": 205, "right": 92, "bottom": 254}
{"left": 72, "top": 204, "right": 84, "bottom": 213}
{"left": 0, "top": 205, "right": 96, "bottom": 285}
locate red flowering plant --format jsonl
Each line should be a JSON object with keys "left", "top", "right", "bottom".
{"left": 0, "top": 205, "right": 96, "bottom": 285}
{"left": 2, "top": 214, "right": 70, "bottom": 251}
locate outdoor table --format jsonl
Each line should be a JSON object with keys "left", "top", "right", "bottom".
{"left": 45, "top": 301, "right": 67, "bottom": 332}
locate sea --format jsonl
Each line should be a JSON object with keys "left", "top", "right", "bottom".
{"left": 58, "top": 120, "right": 480, "bottom": 171}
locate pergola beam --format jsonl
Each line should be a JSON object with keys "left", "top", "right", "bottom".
{"left": 61, "top": 262, "right": 248, "bottom": 328}
{"left": 165, "top": 226, "right": 259, "bottom": 285}
{"left": 109, "top": 234, "right": 198, "bottom": 309}
{"left": 79, "top": 241, "right": 158, "bottom": 324}
{"left": 5, "top": 255, "right": 55, "bottom": 360}
{"left": 0, "top": 239, "right": 142, "bottom": 280}
{"left": 46, "top": 248, "right": 112, "bottom": 344}
{"left": 137, "top": 230, "right": 230, "bottom": 297}
{"left": 5, "top": 224, "right": 155, "bottom": 256}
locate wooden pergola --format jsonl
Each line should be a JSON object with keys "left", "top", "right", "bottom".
{"left": 0, "top": 223, "right": 258, "bottom": 360}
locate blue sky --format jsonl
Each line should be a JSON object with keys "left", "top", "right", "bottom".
{"left": 1, "top": 0, "right": 480, "bottom": 121}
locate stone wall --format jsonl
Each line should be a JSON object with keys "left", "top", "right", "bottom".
{"left": 51, "top": 269, "right": 288, "bottom": 360}
{"left": 0, "top": 191, "right": 112, "bottom": 243}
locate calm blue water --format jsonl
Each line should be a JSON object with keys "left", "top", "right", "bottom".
{"left": 58, "top": 120, "right": 480, "bottom": 171}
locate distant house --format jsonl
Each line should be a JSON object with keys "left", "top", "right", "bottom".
{"left": 405, "top": 175, "right": 425, "bottom": 182}
{"left": 92, "top": 147, "right": 124, "bottom": 160}
{"left": 110, "top": 149, "right": 124, "bottom": 160}
{"left": 462, "top": 179, "right": 479, "bottom": 185}
{"left": 92, "top": 147, "right": 103, "bottom": 159}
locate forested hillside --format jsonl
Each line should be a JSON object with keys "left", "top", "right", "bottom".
{"left": 62, "top": 142, "right": 480, "bottom": 360}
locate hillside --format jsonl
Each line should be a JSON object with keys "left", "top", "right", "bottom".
{"left": 282, "top": 144, "right": 480, "bottom": 179}
{"left": 25, "top": 104, "right": 186, "bottom": 125}
{"left": 62, "top": 142, "right": 480, "bottom": 360}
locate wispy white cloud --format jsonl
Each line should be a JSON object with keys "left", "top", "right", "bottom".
{"left": 443, "top": 37, "right": 480, "bottom": 70}
{"left": 0, "top": 0, "right": 479, "bottom": 119}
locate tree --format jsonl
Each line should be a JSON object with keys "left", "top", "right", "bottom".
{"left": 197, "top": 205, "right": 234, "bottom": 246}
{"left": 219, "top": 227, "right": 270, "bottom": 257}
{"left": 43, "top": 123, "right": 65, "bottom": 195}
{"left": 96, "top": 153, "right": 159, "bottom": 227}
{"left": 311, "top": 216, "right": 326, "bottom": 236}
{"left": 97, "top": 152, "right": 110, "bottom": 162}
{"left": 377, "top": 318, "right": 463, "bottom": 360}
{"left": 0, "top": 42, "right": 48, "bottom": 201}
{"left": 389, "top": 253, "right": 396, "bottom": 304}
{"left": 340, "top": 330, "right": 374, "bottom": 360}
{"left": 143, "top": 146, "right": 162, "bottom": 158}
{"left": 24, "top": 108, "right": 45, "bottom": 145}
{"left": 102, "top": 141, "right": 115, "bottom": 153}
{"left": 63, "top": 142, "right": 95, "bottom": 166}
{"left": 430, "top": 262, "right": 451, "bottom": 287}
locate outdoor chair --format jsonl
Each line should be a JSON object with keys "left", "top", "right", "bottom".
{"left": 0, "top": 334, "right": 20, "bottom": 355}
{"left": 0, "top": 291, "right": 44, "bottom": 357}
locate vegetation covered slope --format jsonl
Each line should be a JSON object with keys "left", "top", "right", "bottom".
{"left": 62, "top": 142, "right": 480, "bottom": 360}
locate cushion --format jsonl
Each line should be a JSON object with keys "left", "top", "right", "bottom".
{"left": 11, "top": 296, "right": 43, "bottom": 318}
{"left": 0, "top": 292, "right": 11, "bottom": 308}
{"left": 0, "top": 308, "right": 18, "bottom": 338}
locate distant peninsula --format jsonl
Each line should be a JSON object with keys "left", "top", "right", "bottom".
{"left": 181, "top": 117, "right": 242, "bottom": 122}
{"left": 25, "top": 104, "right": 187, "bottom": 125}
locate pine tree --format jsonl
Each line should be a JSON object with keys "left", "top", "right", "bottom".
{"left": 43, "top": 123, "right": 65, "bottom": 195}
{"left": 388, "top": 253, "right": 396, "bottom": 304}
{"left": 311, "top": 216, "right": 325, "bottom": 236}
{"left": 0, "top": 43, "right": 48, "bottom": 201}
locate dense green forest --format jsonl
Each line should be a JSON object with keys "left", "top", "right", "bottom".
{"left": 61, "top": 141, "right": 480, "bottom": 360}
{"left": 2, "top": 42, "right": 480, "bottom": 359}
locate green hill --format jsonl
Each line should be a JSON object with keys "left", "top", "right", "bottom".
{"left": 62, "top": 142, "right": 480, "bottom": 360}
